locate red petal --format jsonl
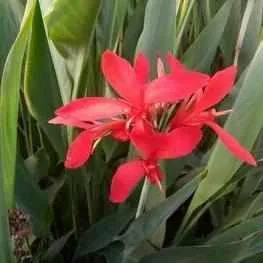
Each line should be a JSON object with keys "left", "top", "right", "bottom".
{"left": 49, "top": 116, "right": 91, "bottom": 129}
{"left": 166, "top": 53, "right": 186, "bottom": 74}
{"left": 206, "top": 121, "right": 256, "bottom": 166}
{"left": 194, "top": 66, "right": 237, "bottom": 113}
{"left": 65, "top": 130, "right": 98, "bottom": 168}
{"left": 55, "top": 97, "right": 130, "bottom": 121}
{"left": 130, "top": 122, "right": 202, "bottom": 160}
{"left": 160, "top": 127, "right": 203, "bottom": 159}
{"left": 111, "top": 129, "right": 129, "bottom": 141}
{"left": 134, "top": 53, "right": 149, "bottom": 83}
{"left": 144, "top": 72, "right": 209, "bottom": 104}
{"left": 101, "top": 50, "right": 142, "bottom": 106}
{"left": 110, "top": 160, "right": 145, "bottom": 203}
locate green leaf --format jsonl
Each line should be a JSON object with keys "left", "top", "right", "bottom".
{"left": 238, "top": 0, "right": 263, "bottom": 71}
{"left": 24, "top": 0, "right": 66, "bottom": 158}
{"left": 220, "top": 0, "right": 241, "bottom": 65}
{"left": 120, "top": 175, "right": 201, "bottom": 251}
{"left": 122, "top": 0, "right": 148, "bottom": 61}
{"left": 0, "top": 0, "right": 23, "bottom": 75}
{"left": 97, "top": 0, "right": 128, "bottom": 51}
{"left": 98, "top": 242, "right": 124, "bottom": 263}
{"left": 45, "top": 0, "right": 102, "bottom": 46}
{"left": 139, "top": 232, "right": 263, "bottom": 263}
{"left": 44, "top": 230, "right": 74, "bottom": 260}
{"left": 15, "top": 155, "right": 50, "bottom": 236}
{"left": 136, "top": 0, "right": 177, "bottom": 76}
{"left": 0, "top": 0, "right": 36, "bottom": 207}
{"left": 0, "top": 166, "right": 12, "bottom": 263}
{"left": 0, "top": 1, "right": 35, "bottom": 260}
{"left": 183, "top": 0, "right": 234, "bottom": 71}
{"left": 208, "top": 215, "right": 263, "bottom": 244}
{"left": 187, "top": 43, "right": 263, "bottom": 223}
{"left": 73, "top": 207, "right": 134, "bottom": 261}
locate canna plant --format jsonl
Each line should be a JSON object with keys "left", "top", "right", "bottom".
{"left": 1, "top": 0, "right": 263, "bottom": 263}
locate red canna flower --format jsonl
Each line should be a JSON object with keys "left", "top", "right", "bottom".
{"left": 110, "top": 56, "right": 257, "bottom": 203}
{"left": 168, "top": 54, "right": 256, "bottom": 166}
{"left": 110, "top": 120, "right": 203, "bottom": 203}
{"left": 49, "top": 50, "right": 208, "bottom": 168}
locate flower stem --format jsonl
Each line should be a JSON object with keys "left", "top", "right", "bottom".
{"left": 135, "top": 178, "right": 150, "bottom": 218}
{"left": 234, "top": 0, "right": 255, "bottom": 66}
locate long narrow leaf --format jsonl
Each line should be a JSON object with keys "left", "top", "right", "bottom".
{"left": 187, "top": 43, "right": 263, "bottom": 224}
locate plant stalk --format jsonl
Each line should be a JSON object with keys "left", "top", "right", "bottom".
{"left": 135, "top": 178, "right": 150, "bottom": 218}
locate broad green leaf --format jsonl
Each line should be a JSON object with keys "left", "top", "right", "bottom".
{"left": 0, "top": 0, "right": 36, "bottom": 207}
{"left": 45, "top": 0, "right": 102, "bottom": 46}
{"left": 183, "top": 0, "right": 234, "bottom": 71}
{"left": 96, "top": 0, "right": 128, "bottom": 51}
{"left": 0, "top": 0, "right": 23, "bottom": 75}
{"left": 0, "top": 165, "right": 11, "bottom": 263}
{"left": 220, "top": 0, "right": 241, "bottom": 65}
{"left": 222, "top": 193, "right": 263, "bottom": 233}
{"left": 122, "top": 0, "right": 148, "bottom": 61}
{"left": 208, "top": 215, "right": 263, "bottom": 244}
{"left": 242, "top": 254, "right": 263, "bottom": 263}
{"left": 44, "top": 0, "right": 102, "bottom": 102}
{"left": 38, "top": 0, "right": 72, "bottom": 104}
{"left": 136, "top": 0, "right": 177, "bottom": 76}
{"left": 24, "top": 0, "right": 66, "bottom": 158}
{"left": 139, "top": 232, "right": 263, "bottom": 263}
{"left": 73, "top": 207, "right": 134, "bottom": 261}
{"left": 238, "top": 0, "right": 263, "bottom": 71}
{"left": 187, "top": 43, "right": 263, "bottom": 222}
{"left": 98, "top": 242, "right": 124, "bottom": 263}
{"left": 0, "top": 0, "right": 35, "bottom": 260}
{"left": 16, "top": 155, "right": 50, "bottom": 236}
{"left": 120, "top": 175, "right": 200, "bottom": 251}
{"left": 44, "top": 230, "right": 74, "bottom": 260}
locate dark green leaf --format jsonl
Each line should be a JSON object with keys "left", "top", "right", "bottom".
{"left": 73, "top": 207, "right": 134, "bottom": 260}
{"left": 120, "top": 175, "right": 201, "bottom": 250}
{"left": 44, "top": 230, "right": 74, "bottom": 260}
{"left": 136, "top": 0, "right": 177, "bottom": 76}
{"left": 140, "top": 232, "right": 263, "bottom": 263}
{"left": 238, "top": 0, "right": 263, "bottom": 71}
{"left": 0, "top": 0, "right": 35, "bottom": 207}
{"left": 183, "top": 0, "right": 234, "bottom": 71}
{"left": 45, "top": 0, "right": 102, "bottom": 46}
{"left": 188, "top": 43, "right": 263, "bottom": 220}
{"left": 16, "top": 155, "right": 50, "bottom": 236}
{"left": 24, "top": 1, "right": 66, "bottom": 158}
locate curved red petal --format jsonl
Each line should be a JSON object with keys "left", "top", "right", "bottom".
{"left": 130, "top": 120, "right": 157, "bottom": 159}
{"left": 144, "top": 72, "right": 209, "bottom": 104}
{"left": 55, "top": 97, "right": 130, "bottom": 122}
{"left": 110, "top": 160, "right": 145, "bottom": 203}
{"left": 130, "top": 122, "right": 202, "bottom": 160}
{"left": 65, "top": 130, "right": 98, "bottom": 169}
{"left": 101, "top": 50, "right": 142, "bottom": 106}
{"left": 194, "top": 66, "right": 237, "bottom": 113}
{"left": 206, "top": 121, "right": 256, "bottom": 166}
{"left": 49, "top": 116, "right": 91, "bottom": 130}
{"left": 166, "top": 53, "right": 186, "bottom": 74}
{"left": 159, "top": 126, "right": 203, "bottom": 159}
{"left": 111, "top": 129, "right": 129, "bottom": 141}
{"left": 134, "top": 53, "right": 149, "bottom": 83}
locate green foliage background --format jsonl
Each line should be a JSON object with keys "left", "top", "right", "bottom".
{"left": 1, "top": 0, "right": 263, "bottom": 262}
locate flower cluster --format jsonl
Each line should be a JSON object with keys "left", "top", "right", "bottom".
{"left": 49, "top": 50, "right": 256, "bottom": 203}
